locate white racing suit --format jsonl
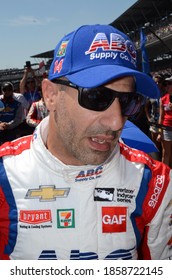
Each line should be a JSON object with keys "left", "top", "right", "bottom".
{"left": 0, "top": 117, "right": 172, "bottom": 260}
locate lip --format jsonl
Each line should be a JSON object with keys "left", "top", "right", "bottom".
{"left": 88, "top": 135, "right": 115, "bottom": 152}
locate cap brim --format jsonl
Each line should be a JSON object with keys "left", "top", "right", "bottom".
{"left": 66, "top": 65, "right": 160, "bottom": 99}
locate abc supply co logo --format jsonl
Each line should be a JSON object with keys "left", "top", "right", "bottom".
{"left": 75, "top": 166, "right": 103, "bottom": 182}
{"left": 57, "top": 209, "right": 75, "bottom": 229}
{"left": 85, "top": 32, "right": 136, "bottom": 67}
{"left": 102, "top": 207, "right": 127, "bottom": 233}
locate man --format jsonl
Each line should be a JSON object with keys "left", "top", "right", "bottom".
{"left": 0, "top": 82, "right": 23, "bottom": 144}
{"left": 26, "top": 94, "right": 49, "bottom": 127}
{"left": 157, "top": 76, "right": 172, "bottom": 168}
{"left": 20, "top": 66, "right": 42, "bottom": 135}
{"left": 20, "top": 66, "right": 41, "bottom": 109}
{"left": 145, "top": 74, "right": 166, "bottom": 160}
{"left": 0, "top": 24, "right": 171, "bottom": 260}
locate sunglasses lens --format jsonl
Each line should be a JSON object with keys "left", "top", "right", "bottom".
{"left": 79, "top": 88, "right": 114, "bottom": 111}
{"left": 52, "top": 79, "right": 144, "bottom": 116}
{"left": 120, "top": 95, "right": 144, "bottom": 116}
{"left": 79, "top": 87, "right": 144, "bottom": 116}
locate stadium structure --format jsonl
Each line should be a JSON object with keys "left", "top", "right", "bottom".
{"left": 110, "top": 0, "right": 172, "bottom": 72}
{"left": 0, "top": 0, "right": 171, "bottom": 89}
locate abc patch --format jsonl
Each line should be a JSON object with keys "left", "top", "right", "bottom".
{"left": 102, "top": 206, "right": 127, "bottom": 233}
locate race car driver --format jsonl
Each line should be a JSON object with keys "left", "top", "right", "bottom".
{"left": 0, "top": 24, "right": 171, "bottom": 260}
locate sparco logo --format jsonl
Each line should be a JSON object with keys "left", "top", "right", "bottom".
{"left": 148, "top": 175, "right": 165, "bottom": 208}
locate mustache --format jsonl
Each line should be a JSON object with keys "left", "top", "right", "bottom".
{"left": 86, "top": 127, "right": 123, "bottom": 138}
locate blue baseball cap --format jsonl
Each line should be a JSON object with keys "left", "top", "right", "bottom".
{"left": 48, "top": 24, "right": 160, "bottom": 98}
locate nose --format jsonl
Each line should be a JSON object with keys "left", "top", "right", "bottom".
{"left": 99, "top": 99, "right": 126, "bottom": 131}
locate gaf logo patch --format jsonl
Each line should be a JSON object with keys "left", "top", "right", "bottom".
{"left": 57, "top": 209, "right": 75, "bottom": 228}
{"left": 102, "top": 207, "right": 127, "bottom": 233}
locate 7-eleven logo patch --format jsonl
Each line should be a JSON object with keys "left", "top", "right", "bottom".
{"left": 57, "top": 209, "right": 75, "bottom": 228}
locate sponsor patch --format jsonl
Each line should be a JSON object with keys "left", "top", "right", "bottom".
{"left": 115, "top": 187, "right": 135, "bottom": 203}
{"left": 25, "top": 186, "right": 70, "bottom": 201}
{"left": 75, "top": 165, "right": 103, "bottom": 182}
{"left": 19, "top": 210, "right": 52, "bottom": 224}
{"left": 148, "top": 175, "right": 165, "bottom": 208}
{"left": 57, "top": 41, "right": 68, "bottom": 57}
{"left": 54, "top": 59, "right": 64, "bottom": 74}
{"left": 102, "top": 206, "right": 127, "bottom": 233}
{"left": 38, "top": 250, "right": 57, "bottom": 260}
{"left": 94, "top": 188, "right": 114, "bottom": 201}
{"left": 85, "top": 32, "right": 136, "bottom": 67}
{"left": 57, "top": 209, "right": 75, "bottom": 228}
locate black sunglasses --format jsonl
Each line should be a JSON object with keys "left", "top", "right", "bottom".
{"left": 52, "top": 79, "right": 145, "bottom": 116}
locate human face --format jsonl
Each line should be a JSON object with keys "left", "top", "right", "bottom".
{"left": 3, "top": 86, "right": 13, "bottom": 98}
{"left": 43, "top": 76, "right": 135, "bottom": 166}
{"left": 26, "top": 79, "right": 36, "bottom": 90}
{"left": 154, "top": 77, "right": 163, "bottom": 90}
{"left": 166, "top": 82, "right": 172, "bottom": 94}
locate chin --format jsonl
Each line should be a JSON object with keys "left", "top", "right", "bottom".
{"left": 80, "top": 151, "right": 112, "bottom": 166}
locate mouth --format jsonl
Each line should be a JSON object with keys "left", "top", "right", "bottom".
{"left": 89, "top": 136, "right": 115, "bottom": 152}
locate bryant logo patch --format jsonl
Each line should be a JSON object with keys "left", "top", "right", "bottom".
{"left": 19, "top": 210, "right": 52, "bottom": 224}
{"left": 102, "top": 207, "right": 127, "bottom": 233}
{"left": 57, "top": 209, "right": 75, "bottom": 228}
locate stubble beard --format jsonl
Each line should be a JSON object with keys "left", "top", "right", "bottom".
{"left": 54, "top": 103, "right": 120, "bottom": 166}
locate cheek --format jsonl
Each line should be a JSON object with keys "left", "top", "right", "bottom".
{"left": 73, "top": 102, "right": 97, "bottom": 127}
{"left": 69, "top": 107, "right": 92, "bottom": 133}
{"left": 57, "top": 92, "right": 97, "bottom": 136}
{"left": 64, "top": 93, "right": 94, "bottom": 126}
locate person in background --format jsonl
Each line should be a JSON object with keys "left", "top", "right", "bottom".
{"left": 10, "top": 82, "right": 30, "bottom": 138}
{"left": 20, "top": 65, "right": 41, "bottom": 109}
{"left": 26, "top": 94, "right": 49, "bottom": 127}
{"left": 145, "top": 74, "right": 166, "bottom": 160}
{"left": 0, "top": 82, "right": 23, "bottom": 144}
{"left": 157, "top": 76, "right": 172, "bottom": 167}
{"left": 20, "top": 65, "right": 41, "bottom": 134}
{"left": 0, "top": 24, "right": 171, "bottom": 260}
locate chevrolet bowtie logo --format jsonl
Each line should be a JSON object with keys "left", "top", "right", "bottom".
{"left": 25, "top": 185, "right": 70, "bottom": 201}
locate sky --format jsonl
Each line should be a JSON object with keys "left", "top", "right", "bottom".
{"left": 0, "top": 0, "right": 137, "bottom": 70}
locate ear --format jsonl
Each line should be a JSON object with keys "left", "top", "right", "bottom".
{"left": 42, "top": 79, "right": 57, "bottom": 111}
